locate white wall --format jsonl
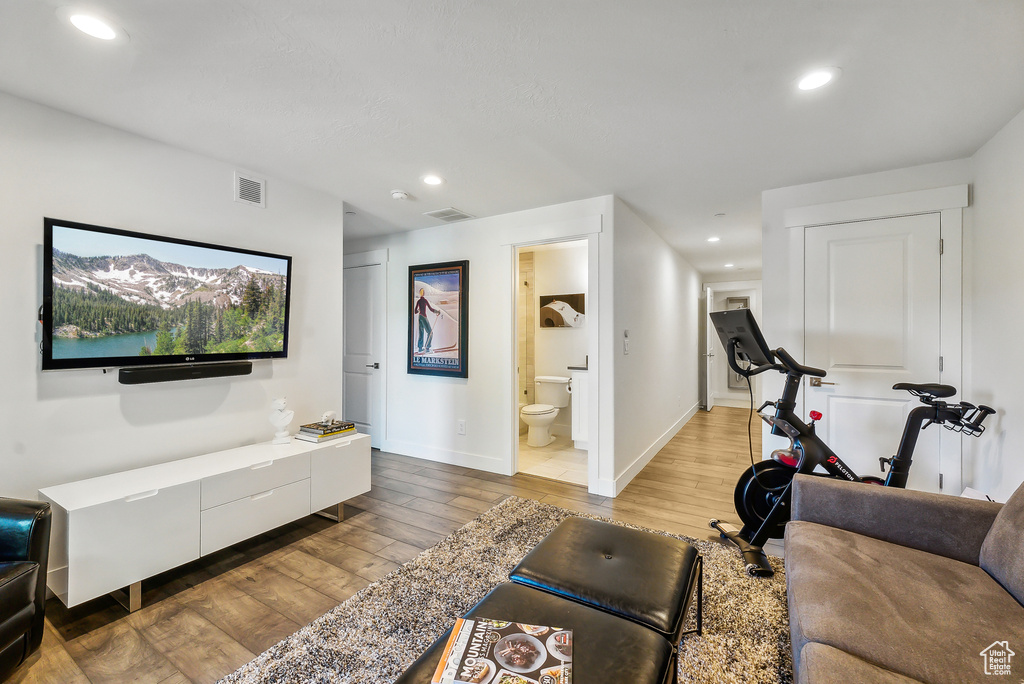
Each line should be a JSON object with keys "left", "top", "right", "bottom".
{"left": 533, "top": 242, "right": 588, "bottom": 434}
{"left": 0, "top": 93, "right": 346, "bottom": 500}
{"left": 347, "top": 195, "right": 702, "bottom": 496}
{"left": 611, "top": 198, "right": 702, "bottom": 490}
{"left": 346, "top": 197, "right": 612, "bottom": 488}
{"left": 966, "top": 107, "right": 1024, "bottom": 501}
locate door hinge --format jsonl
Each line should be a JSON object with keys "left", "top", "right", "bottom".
{"left": 939, "top": 473, "right": 944, "bottom": 490}
{"left": 939, "top": 238, "right": 944, "bottom": 255}
{"left": 939, "top": 356, "right": 944, "bottom": 372}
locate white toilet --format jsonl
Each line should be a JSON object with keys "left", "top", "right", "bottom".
{"left": 520, "top": 376, "right": 570, "bottom": 447}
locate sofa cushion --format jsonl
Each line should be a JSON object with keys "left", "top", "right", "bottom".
{"left": 0, "top": 562, "right": 37, "bottom": 656}
{"left": 799, "top": 643, "right": 924, "bottom": 684}
{"left": 981, "top": 481, "right": 1024, "bottom": 605}
{"left": 0, "top": 562, "right": 37, "bottom": 621}
{"left": 786, "top": 521, "right": 1024, "bottom": 684}
{"left": 791, "top": 475, "right": 1002, "bottom": 564}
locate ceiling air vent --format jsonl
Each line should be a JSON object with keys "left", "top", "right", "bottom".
{"left": 234, "top": 171, "right": 265, "bottom": 208}
{"left": 423, "top": 207, "right": 474, "bottom": 223}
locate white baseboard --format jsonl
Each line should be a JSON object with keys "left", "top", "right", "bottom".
{"left": 381, "top": 439, "right": 511, "bottom": 476}
{"left": 712, "top": 397, "right": 754, "bottom": 409}
{"left": 608, "top": 401, "right": 701, "bottom": 497}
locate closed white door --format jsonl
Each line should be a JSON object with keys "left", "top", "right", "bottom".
{"left": 343, "top": 263, "right": 384, "bottom": 447}
{"left": 704, "top": 286, "right": 715, "bottom": 411}
{"left": 804, "top": 213, "right": 942, "bottom": 492}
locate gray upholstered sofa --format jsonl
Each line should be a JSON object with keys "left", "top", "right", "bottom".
{"left": 785, "top": 475, "right": 1024, "bottom": 683}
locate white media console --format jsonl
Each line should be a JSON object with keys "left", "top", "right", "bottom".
{"left": 38, "top": 433, "right": 370, "bottom": 612}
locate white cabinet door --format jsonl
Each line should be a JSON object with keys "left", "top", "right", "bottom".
{"left": 804, "top": 213, "right": 942, "bottom": 492}
{"left": 67, "top": 481, "right": 200, "bottom": 606}
{"left": 310, "top": 436, "right": 371, "bottom": 512}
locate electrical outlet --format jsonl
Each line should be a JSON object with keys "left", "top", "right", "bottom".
{"left": 457, "top": 419, "right": 466, "bottom": 435}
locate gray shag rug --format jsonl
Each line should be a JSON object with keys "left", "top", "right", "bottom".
{"left": 221, "top": 496, "right": 791, "bottom": 684}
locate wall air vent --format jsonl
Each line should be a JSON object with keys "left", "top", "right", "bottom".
{"left": 423, "top": 207, "right": 474, "bottom": 223}
{"left": 234, "top": 171, "right": 265, "bottom": 208}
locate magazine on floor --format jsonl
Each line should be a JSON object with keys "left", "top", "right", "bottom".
{"left": 430, "top": 617, "right": 572, "bottom": 684}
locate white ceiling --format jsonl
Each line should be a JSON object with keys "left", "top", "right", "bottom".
{"left": 2, "top": 1, "right": 1023, "bottom": 279}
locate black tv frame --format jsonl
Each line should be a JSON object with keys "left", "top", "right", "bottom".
{"left": 41, "top": 217, "right": 293, "bottom": 373}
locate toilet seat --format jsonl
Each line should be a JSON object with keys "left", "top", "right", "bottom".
{"left": 521, "top": 404, "right": 556, "bottom": 415}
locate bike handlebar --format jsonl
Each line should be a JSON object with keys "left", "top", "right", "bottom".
{"left": 772, "top": 347, "right": 827, "bottom": 378}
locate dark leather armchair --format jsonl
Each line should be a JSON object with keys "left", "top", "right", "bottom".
{"left": 0, "top": 498, "right": 50, "bottom": 681}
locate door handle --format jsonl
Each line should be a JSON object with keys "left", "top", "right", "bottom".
{"left": 809, "top": 378, "right": 837, "bottom": 387}
{"left": 365, "top": 363, "right": 379, "bottom": 369}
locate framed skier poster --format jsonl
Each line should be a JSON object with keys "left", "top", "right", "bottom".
{"left": 408, "top": 260, "right": 469, "bottom": 378}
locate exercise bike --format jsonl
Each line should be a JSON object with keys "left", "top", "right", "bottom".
{"left": 706, "top": 309, "right": 995, "bottom": 577}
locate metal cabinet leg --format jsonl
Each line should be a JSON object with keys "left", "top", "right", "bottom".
{"left": 111, "top": 581, "right": 142, "bottom": 613}
{"left": 314, "top": 502, "right": 344, "bottom": 522}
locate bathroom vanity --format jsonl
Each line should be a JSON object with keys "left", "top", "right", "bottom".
{"left": 569, "top": 368, "right": 589, "bottom": 450}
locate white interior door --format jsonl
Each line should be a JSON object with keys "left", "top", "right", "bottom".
{"left": 343, "top": 262, "right": 384, "bottom": 447}
{"left": 704, "top": 286, "right": 715, "bottom": 411}
{"left": 804, "top": 213, "right": 942, "bottom": 491}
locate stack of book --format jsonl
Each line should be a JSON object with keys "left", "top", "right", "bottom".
{"left": 294, "top": 419, "right": 356, "bottom": 443}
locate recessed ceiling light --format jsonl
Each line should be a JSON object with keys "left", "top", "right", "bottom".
{"left": 70, "top": 14, "right": 116, "bottom": 39}
{"left": 797, "top": 67, "right": 841, "bottom": 91}
{"left": 422, "top": 175, "right": 445, "bottom": 186}
{"left": 57, "top": 7, "right": 128, "bottom": 42}
{"left": 707, "top": 237, "right": 720, "bottom": 243}
{"left": 724, "top": 263, "right": 734, "bottom": 268}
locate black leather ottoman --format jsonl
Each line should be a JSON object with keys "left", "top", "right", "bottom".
{"left": 394, "top": 582, "right": 675, "bottom": 684}
{"left": 509, "top": 517, "right": 702, "bottom": 646}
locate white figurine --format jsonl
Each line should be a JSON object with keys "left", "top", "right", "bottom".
{"left": 269, "top": 397, "right": 294, "bottom": 444}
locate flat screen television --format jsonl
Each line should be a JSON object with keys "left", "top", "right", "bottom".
{"left": 41, "top": 217, "right": 292, "bottom": 371}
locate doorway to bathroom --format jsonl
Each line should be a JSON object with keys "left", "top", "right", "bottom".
{"left": 514, "top": 240, "right": 590, "bottom": 485}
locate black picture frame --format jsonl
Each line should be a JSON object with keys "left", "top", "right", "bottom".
{"left": 408, "top": 260, "right": 469, "bottom": 377}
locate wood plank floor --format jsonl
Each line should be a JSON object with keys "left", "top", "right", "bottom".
{"left": 10, "top": 406, "right": 763, "bottom": 683}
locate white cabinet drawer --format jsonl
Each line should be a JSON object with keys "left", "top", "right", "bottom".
{"left": 67, "top": 482, "right": 200, "bottom": 606}
{"left": 310, "top": 437, "right": 370, "bottom": 512}
{"left": 200, "top": 478, "right": 310, "bottom": 556}
{"left": 201, "top": 452, "right": 310, "bottom": 510}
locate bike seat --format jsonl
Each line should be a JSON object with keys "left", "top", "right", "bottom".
{"left": 892, "top": 382, "right": 956, "bottom": 399}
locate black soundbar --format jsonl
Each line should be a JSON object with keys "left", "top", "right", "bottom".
{"left": 118, "top": 361, "right": 253, "bottom": 385}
